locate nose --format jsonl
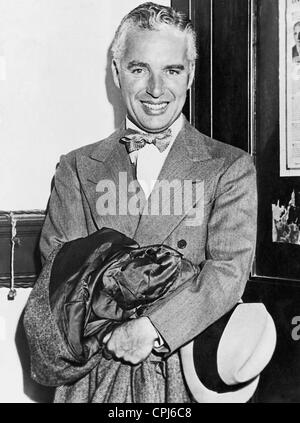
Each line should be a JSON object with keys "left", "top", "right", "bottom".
{"left": 146, "top": 72, "right": 164, "bottom": 98}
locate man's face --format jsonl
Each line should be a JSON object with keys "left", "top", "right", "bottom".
{"left": 112, "top": 26, "right": 194, "bottom": 133}
{"left": 294, "top": 24, "right": 300, "bottom": 47}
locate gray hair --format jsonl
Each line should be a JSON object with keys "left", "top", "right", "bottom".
{"left": 111, "top": 2, "right": 197, "bottom": 64}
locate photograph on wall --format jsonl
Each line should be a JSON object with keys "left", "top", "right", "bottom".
{"left": 272, "top": 189, "right": 300, "bottom": 244}
{"left": 280, "top": 0, "right": 300, "bottom": 176}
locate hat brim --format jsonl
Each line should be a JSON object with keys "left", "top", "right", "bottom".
{"left": 180, "top": 341, "right": 260, "bottom": 403}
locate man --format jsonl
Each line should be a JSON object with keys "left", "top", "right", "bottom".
{"left": 29, "top": 2, "right": 257, "bottom": 402}
{"left": 293, "top": 21, "right": 300, "bottom": 63}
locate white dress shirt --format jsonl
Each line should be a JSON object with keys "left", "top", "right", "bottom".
{"left": 126, "top": 114, "right": 184, "bottom": 200}
{"left": 125, "top": 114, "right": 184, "bottom": 351}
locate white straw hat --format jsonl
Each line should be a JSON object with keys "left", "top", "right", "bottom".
{"left": 180, "top": 303, "right": 277, "bottom": 403}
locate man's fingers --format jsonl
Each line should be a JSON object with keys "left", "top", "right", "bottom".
{"left": 123, "top": 354, "right": 140, "bottom": 365}
{"left": 122, "top": 344, "right": 153, "bottom": 365}
{"left": 102, "top": 332, "right": 114, "bottom": 360}
{"left": 102, "top": 346, "right": 113, "bottom": 360}
{"left": 103, "top": 332, "right": 112, "bottom": 344}
{"left": 104, "top": 340, "right": 152, "bottom": 365}
{"left": 101, "top": 318, "right": 158, "bottom": 364}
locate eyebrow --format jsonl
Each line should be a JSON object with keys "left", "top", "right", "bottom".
{"left": 164, "top": 65, "right": 186, "bottom": 71}
{"left": 127, "top": 61, "right": 149, "bottom": 70}
{"left": 126, "top": 61, "right": 186, "bottom": 71}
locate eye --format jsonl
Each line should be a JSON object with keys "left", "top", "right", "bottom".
{"left": 166, "top": 69, "right": 180, "bottom": 76}
{"left": 131, "top": 68, "right": 146, "bottom": 74}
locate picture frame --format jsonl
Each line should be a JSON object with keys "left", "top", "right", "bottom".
{"left": 252, "top": 0, "right": 300, "bottom": 282}
{"left": 279, "top": 0, "right": 300, "bottom": 177}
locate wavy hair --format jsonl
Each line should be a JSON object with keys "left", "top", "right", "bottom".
{"left": 111, "top": 2, "right": 197, "bottom": 64}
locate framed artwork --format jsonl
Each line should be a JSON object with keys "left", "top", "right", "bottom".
{"left": 253, "top": 0, "right": 300, "bottom": 282}
{"left": 280, "top": 0, "right": 300, "bottom": 176}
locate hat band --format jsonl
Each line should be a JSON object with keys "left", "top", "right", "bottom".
{"left": 193, "top": 305, "right": 256, "bottom": 393}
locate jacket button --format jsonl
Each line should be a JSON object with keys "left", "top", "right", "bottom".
{"left": 177, "top": 239, "right": 187, "bottom": 249}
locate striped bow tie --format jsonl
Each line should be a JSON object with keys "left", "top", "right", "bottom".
{"left": 120, "top": 128, "right": 172, "bottom": 153}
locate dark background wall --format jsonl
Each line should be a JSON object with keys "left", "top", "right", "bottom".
{"left": 173, "top": 0, "right": 251, "bottom": 151}
{"left": 172, "top": 0, "right": 300, "bottom": 403}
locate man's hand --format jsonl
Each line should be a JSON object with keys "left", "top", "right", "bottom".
{"left": 102, "top": 317, "right": 158, "bottom": 365}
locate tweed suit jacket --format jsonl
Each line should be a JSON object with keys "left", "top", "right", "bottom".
{"left": 39, "top": 117, "right": 257, "bottom": 360}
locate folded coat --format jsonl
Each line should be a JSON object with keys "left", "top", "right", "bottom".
{"left": 24, "top": 227, "right": 199, "bottom": 401}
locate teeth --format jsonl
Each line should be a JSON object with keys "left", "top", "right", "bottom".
{"left": 143, "top": 102, "right": 168, "bottom": 110}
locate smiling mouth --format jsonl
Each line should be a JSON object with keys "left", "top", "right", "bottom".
{"left": 141, "top": 101, "right": 169, "bottom": 114}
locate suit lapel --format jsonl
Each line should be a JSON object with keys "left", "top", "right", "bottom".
{"left": 77, "top": 120, "right": 225, "bottom": 246}
{"left": 77, "top": 128, "right": 142, "bottom": 238}
{"left": 133, "top": 120, "right": 224, "bottom": 245}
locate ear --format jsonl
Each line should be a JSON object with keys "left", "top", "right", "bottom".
{"left": 187, "top": 62, "right": 195, "bottom": 90}
{"left": 112, "top": 59, "right": 121, "bottom": 89}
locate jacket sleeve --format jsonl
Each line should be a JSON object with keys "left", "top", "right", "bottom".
{"left": 144, "top": 153, "right": 257, "bottom": 354}
{"left": 40, "top": 153, "right": 88, "bottom": 263}
{"left": 23, "top": 245, "right": 103, "bottom": 387}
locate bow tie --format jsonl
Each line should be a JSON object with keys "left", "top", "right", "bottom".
{"left": 120, "top": 128, "right": 172, "bottom": 153}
